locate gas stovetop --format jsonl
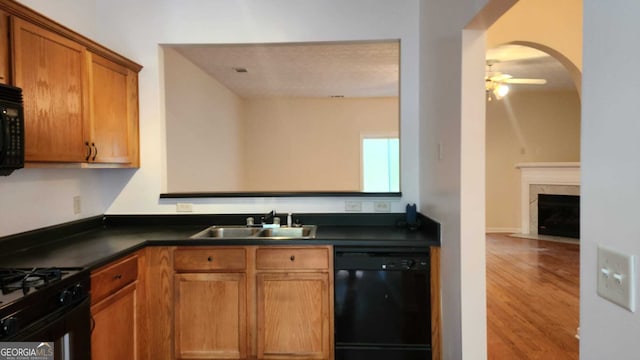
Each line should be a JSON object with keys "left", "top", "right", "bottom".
{"left": 0, "top": 267, "right": 89, "bottom": 340}
{"left": 0, "top": 268, "right": 82, "bottom": 306}
{"left": 1, "top": 268, "right": 67, "bottom": 294}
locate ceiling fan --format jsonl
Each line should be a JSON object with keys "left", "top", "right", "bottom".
{"left": 485, "top": 59, "right": 547, "bottom": 101}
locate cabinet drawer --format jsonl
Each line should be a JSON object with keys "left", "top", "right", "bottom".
{"left": 91, "top": 254, "right": 138, "bottom": 304}
{"left": 256, "top": 247, "right": 330, "bottom": 271}
{"left": 174, "top": 247, "right": 246, "bottom": 271}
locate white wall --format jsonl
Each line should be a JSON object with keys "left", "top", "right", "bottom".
{"left": 92, "top": 0, "right": 420, "bottom": 215}
{"left": 164, "top": 47, "right": 244, "bottom": 192}
{"left": 419, "top": 1, "right": 490, "bottom": 358}
{"left": 0, "top": 0, "right": 128, "bottom": 237}
{"left": 0, "top": 168, "right": 132, "bottom": 237}
{"left": 1, "top": 0, "right": 420, "bottom": 235}
{"left": 486, "top": 90, "right": 581, "bottom": 232}
{"left": 16, "top": 0, "right": 98, "bottom": 39}
{"left": 580, "top": 1, "right": 640, "bottom": 358}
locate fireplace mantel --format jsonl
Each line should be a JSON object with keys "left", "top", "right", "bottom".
{"left": 516, "top": 162, "right": 580, "bottom": 234}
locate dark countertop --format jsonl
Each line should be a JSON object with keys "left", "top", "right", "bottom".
{"left": 0, "top": 214, "right": 440, "bottom": 271}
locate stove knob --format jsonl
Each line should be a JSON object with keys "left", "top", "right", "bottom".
{"left": 71, "top": 284, "right": 84, "bottom": 299}
{"left": 404, "top": 259, "right": 415, "bottom": 270}
{"left": 0, "top": 317, "right": 18, "bottom": 337}
{"left": 59, "top": 289, "right": 72, "bottom": 305}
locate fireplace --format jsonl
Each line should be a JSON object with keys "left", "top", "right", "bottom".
{"left": 516, "top": 162, "right": 580, "bottom": 237}
{"left": 538, "top": 194, "right": 580, "bottom": 238}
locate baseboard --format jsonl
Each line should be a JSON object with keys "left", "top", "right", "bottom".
{"left": 486, "top": 227, "right": 520, "bottom": 233}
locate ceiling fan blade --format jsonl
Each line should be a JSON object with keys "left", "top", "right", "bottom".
{"left": 502, "top": 78, "right": 547, "bottom": 85}
{"left": 489, "top": 73, "right": 512, "bottom": 82}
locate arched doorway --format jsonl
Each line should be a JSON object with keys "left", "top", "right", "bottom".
{"left": 485, "top": 0, "right": 581, "bottom": 359}
{"left": 484, "top": 42, "right": 581, "bottom": 359}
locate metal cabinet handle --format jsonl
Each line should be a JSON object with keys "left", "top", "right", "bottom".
{"left": 290, "top": 255, "right": 295, "bottom": 261}
{"left": 207, "top": 256, "right": 213, "bottom": 262}
{"left": 85, "top": 141, "right": 92, "bottom": 160}
{"left": 91, "top": 142, "right": 97, "bottom": 161}
{"left": 113, "top": 274, "right": 122, "bottom": 280}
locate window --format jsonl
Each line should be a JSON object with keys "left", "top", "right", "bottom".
{"left": 362, "top": 138, "right": 399, "bottom": 192}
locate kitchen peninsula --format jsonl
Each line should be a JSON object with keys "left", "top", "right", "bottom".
{"left": 0, "top": 213, "right": 441, "bottom": 360}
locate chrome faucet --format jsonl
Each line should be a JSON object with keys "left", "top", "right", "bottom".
{"left": 261, "top": 210, "right": 277, "bottom": 225}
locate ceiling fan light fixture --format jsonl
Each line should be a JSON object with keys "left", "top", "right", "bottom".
{"left": 494, "top": 83, "right": 509, "bottom": 99}
{"left": 485, "top": 79, "right": 509, "bottom": 101}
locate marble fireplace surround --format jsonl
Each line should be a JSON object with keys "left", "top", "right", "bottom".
{"left": 516, "top": 162, "right": 581, "bottom": 235}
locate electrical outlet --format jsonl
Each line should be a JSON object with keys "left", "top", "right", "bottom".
{"left": 345, "top": 200, "right": 362, "bottom": 212}
{"left": 176, "top": 203, "right": 193, "bottom": 212}
{"left": 597, "top": 245, "right": 636, "bottom": 312}
{"left": 373, "top": 200, "right": 391, "bottom": 212}
{"left": 73, "top": 196, "right": 81, "bottom": 215}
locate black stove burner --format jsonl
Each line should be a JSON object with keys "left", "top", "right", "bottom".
{"left": 0, "top": 268, "right": 65, "bottom": 296}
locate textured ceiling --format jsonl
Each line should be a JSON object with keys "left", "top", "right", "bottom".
{"left": 170, "top": 42, "right": 574, "bottom": 98}
{"left": 486, "top": 45, "right": 576, "bottom": 91}
{"left": 172, "top": 41, "right": 400, "bottom": 98}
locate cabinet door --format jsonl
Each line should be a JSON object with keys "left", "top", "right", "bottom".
{"left": 0, "top": 10, "right": 8, "bottom": 84}
{"left": 12, "top": 17, "right": 88, "bottom": 162}
{"left": 91, "top": 281, "right": 137, "bottom": 360}
{"left": 175, "top": 273, "right": 247, "bottom": 359}
{"left": 256, "top": 272, "right": 330, "bottom": 360}
{"left": 87, "top": 52, "right": 139, "bottom": 165}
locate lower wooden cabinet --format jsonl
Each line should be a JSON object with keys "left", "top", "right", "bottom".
{"left": 169, "top": 245, "right": 333, "bottom": 360}
{"left": 91, "top": 244, "right": 435, "bottom": 360}
{"left": 91, "top": 281, "right": 137, "bottom": 359}
{"left": 90, "top": 252, "right": 142, "bottom": 360}
{"left": 256, "top": 272, "right": 330, "bottom": 359}
{"left": 175, "top": 273, "right": 247, "bottom": 359}
{"left": 255, "top": 246, "right": 332, "bottom": 360}
{"left": 173, "top": 247, "right": 248, "bottom": 360}
{"left": 140, "top": 245, "right": 334, "bottom": 360}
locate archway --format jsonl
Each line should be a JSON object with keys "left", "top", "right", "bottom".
{"left": 484, "top": 35, "right": 582, "bottom": 360}
{"left": 485, "top": 42, "right": 581, "bottom": 235}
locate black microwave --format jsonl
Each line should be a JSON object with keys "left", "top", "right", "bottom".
{"left": 0, "top": 83, "right": 24, "bottom": 176}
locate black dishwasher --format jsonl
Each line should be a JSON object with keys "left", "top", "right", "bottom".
{"left": 334, "top": 247, "right": 431, "bottom": 360}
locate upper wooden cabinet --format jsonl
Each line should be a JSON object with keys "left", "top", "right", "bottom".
{"left": 12, "top": 17, "right": 88, "bottom": 162}
{"left": 0, "top": 10, "right": 9, "bottom": 85}
{"left": 87, "top": 52, "right": 139, "bottom": 165}
{"left": 0, "top": 0, "right": 141, "bottom": 167}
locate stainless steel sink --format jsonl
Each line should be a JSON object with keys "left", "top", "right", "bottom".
{"left": 190, "top": 225, "right": 317, "bottom": 239}
{"left": 190, "top": 226, "right": 262, "bottom": 238}
{"left": 257, "top": 226, "right": 316, "bottom": 239}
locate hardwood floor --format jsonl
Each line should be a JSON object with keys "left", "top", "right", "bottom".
{"left": 486, "top": 233, "right": 579, "bottom": 360}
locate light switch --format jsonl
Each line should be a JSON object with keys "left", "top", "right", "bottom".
{"left": 597, "top": 245, "right": 636, "bottom": 312}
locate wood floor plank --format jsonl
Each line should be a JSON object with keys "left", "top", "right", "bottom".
{"left": 486, "top": 233, "right": 579, "bottom": 360}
